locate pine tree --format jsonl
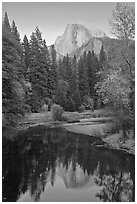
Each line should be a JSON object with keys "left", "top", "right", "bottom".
{"left": 58, "top": 56, "right": 67, "bottom": 81}
{"left": 48, "top": 44, "right": 57, "bottom": 98}
{"left": 11, "top": 20, "right": 25, "bottom": 82}
{"left": 2, "top": 13, "right": 27, "bottom": 125}
{"left": 57, "top": 58, "right": 63, "bottom": 80}
{"left": 78, "top": 52, "right": 90, "bottom": 100}
{"left": 22, "top": 35, "right": 30, "bottom": 80}
{"left": 29, "top": 27, "right": 49, "bottom": 112}
{"left": 12, "top": 22, "right": 30, "bottom": 113}
{"left": 11, "top": 20, "right": 20, "bottom": 42}
{"left": 55, "top": 80, "right": 69, "bottom": 109}
{"left": 2, "top": 12, "right": 11, "bottom": 32}
{"left": 22, "top": 35, "right": 33, "bottom": 110}
{"left": 65, "top": 97, "right": 75, "bottom": 112}
{"left": 87, "top": 50, "right": 101, "bottom": 108}
{"left": 69, "top": 55, "right": 78, "bottom": 95}
{"left": 99, "top": 45, "right": 107, "bottom": 66}
{"left": 98, "top": 45, "right": 108, "bottom": 108}
{"left": 65, "top": 54, "right": 72, "bottom": 83}
{"left": 72, "top": 88, "right": 81, "bottom": 111}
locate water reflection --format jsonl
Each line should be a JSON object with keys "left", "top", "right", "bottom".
{"left": 2, "top": 126, "right": 135, "bottom": 202}
{"left": 94, "top": 163, "right": 134, "bottom": 202}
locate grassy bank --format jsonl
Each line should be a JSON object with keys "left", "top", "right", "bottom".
{"left": 18, "top": 109, "right": 112, "bottom": 128}
{"left": 4, "top": 109, "right": 134, "bottom": 155}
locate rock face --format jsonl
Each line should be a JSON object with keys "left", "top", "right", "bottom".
{"left": 54, "top": 24, "right": 108, "bottom": 58}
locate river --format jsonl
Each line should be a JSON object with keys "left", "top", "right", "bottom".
{"left": 2, "top": 126, "right": 135, "bottom": 202}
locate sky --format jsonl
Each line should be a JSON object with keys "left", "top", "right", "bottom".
{"left": 2, "top": 2, "right": 135, "bottom": 45}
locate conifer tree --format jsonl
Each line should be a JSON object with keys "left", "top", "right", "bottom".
{"left": 87, "top": 50, "right": 101, "bottom": 107}
{"left": 22, "top": 35, "right": 30, "bottom": 80}
{"left": 57, "top": 58, "right": 63, "bottom": 80}
{"left": 2, "top": 13, "right": 27, "bottom": 125}
{"left": 72, "top": 88, "right": 81, "bottom": 111}
{"left": 12, "top": 25, "right": 31, "bottom": 113}
{"left": 78, "top": 52, "right": 90, "bottom": 100}
{"left": 99, "top": 45, "right": 107, "bottom": 66}
{"left": 11, "top": 20, "right": 20, "bottom": 42}
{"left": 29, "top": 27, "right": 49, "bottom": 112}
{"left": 69, "top": 55, "right": 78, "bottom": 94}
{"left": 11, "top": 20, "right": 25, "bottom": 81}
{"left": 55, "top": 80, "right": 69, "bottom": 109}
{"left": 48, "top": 44, "right": 57, "bottom": 98}
{"left": 65, "top": 54, "right": 72, "bottom": 83}
{"left": 65, "top": 97, "right": 75, "bottom": 112}
{"left": 58, "top": 56, "right": 67, "bottom": 81}
{"left": 2, "top": 12, "right": 11, "bottom": 32}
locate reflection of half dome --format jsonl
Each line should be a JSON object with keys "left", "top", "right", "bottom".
{"left": 58, "top": 162, "right": 95, "bottom": 189}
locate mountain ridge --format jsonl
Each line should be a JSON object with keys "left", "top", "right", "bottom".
{"left": 54, "top": 23, "right": 108, "bottom": 58}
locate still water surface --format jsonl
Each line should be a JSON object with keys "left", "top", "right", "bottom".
{"left": 3, "top": 126, "right": 135, "bottom": 202}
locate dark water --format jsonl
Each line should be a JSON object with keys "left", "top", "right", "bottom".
{"left": 2, "top": 126, "right": 135, "bottom": 202}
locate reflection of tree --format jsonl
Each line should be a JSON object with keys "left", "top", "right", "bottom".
{"left": 3, "top": 127, "right": 135, "bottom": 202}
{"left": 2, "top": 138, "right": 22, "bottom": 202}
{"left": 20, "top": 137, "right": 57, "bottom": 202}
{"left": 94, "top": 164, "right": 134, "bottom": 202}
{"left": 50, "top": 157, "right": 56, "bottom": 186}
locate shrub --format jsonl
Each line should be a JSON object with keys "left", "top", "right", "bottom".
{"left": 41, "top": 104, "right": 48, "bottom": 112}
{"left": 78, "top": 105, "right": 85, "bottom": 113}
{"left": 84, "top": 105, "right": 89, "bottom": 110}
{"left": 51, "top": 104, "right": 64, "bottom": 121}
{"left": 83, "top": 95, "right": 94, "bottom": 111}
{"left": 113, "top": 112, "right": 134, "bottom": 139}
{"left": 44, "top": 97, "right": 53, "bottom": 110}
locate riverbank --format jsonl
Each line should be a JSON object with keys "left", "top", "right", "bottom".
{"left": 63, "top": 122, "right": 135, "bottom": 155}
{"left": 17, "top": 109, "right": 112, "bottom": 129}
{"left": 103, "top": 132, "right": 135, "bottom": 154}
{"left": 3, "top": 109, "right": 135, "bottom": 155}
